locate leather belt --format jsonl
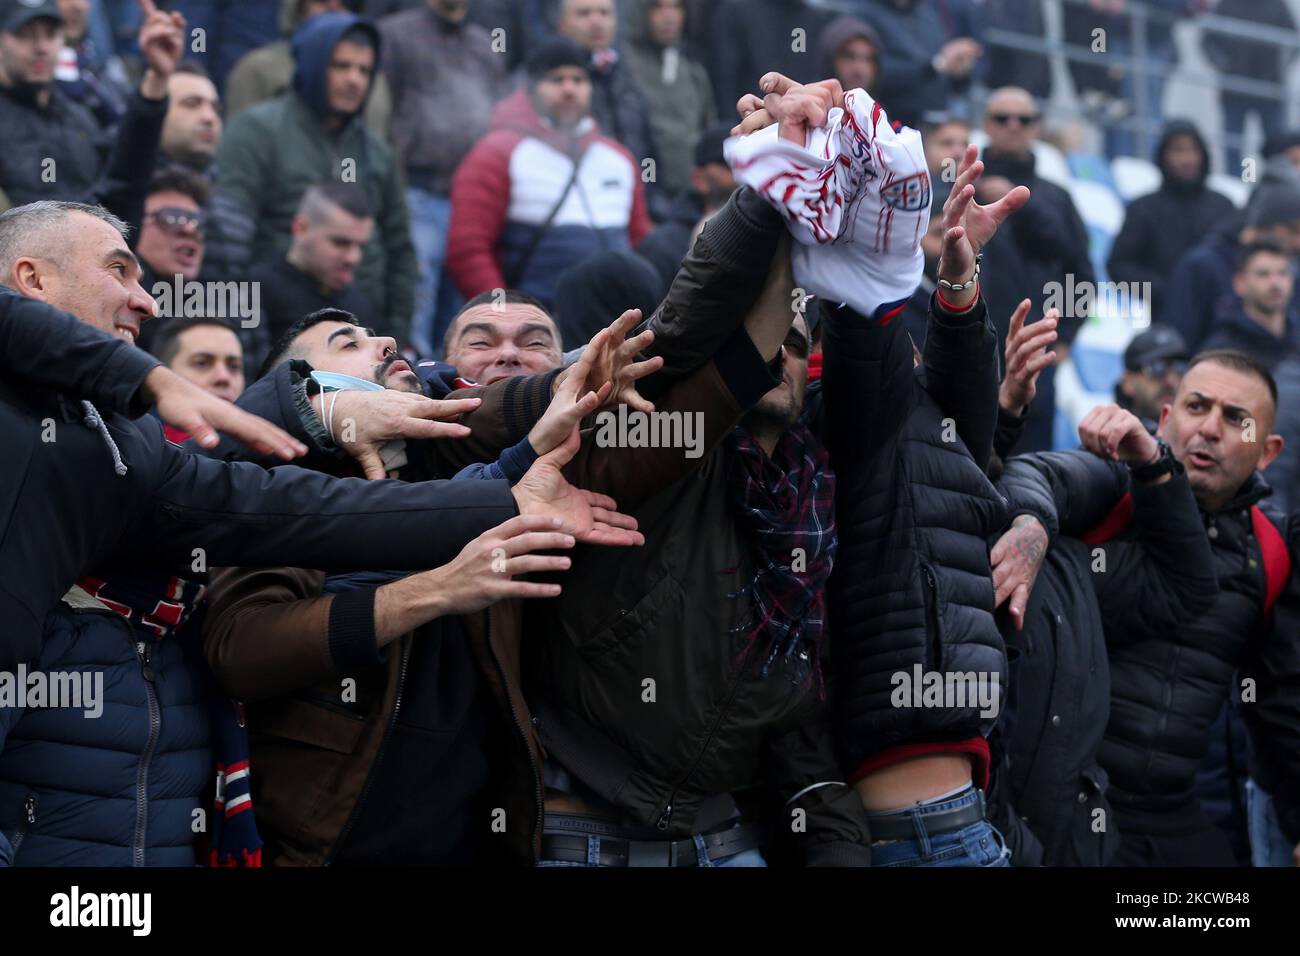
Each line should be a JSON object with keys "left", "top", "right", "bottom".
{"left": 540, "top": 820, "right": 763, "bottom": 867}
{"left": 865, "top": 789, "right": 987, "bottom": 842}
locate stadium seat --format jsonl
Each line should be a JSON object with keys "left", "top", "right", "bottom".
{"left": 1069, "top": 180, "right": 1125, "bottom": 236}
{"left": 1110, "top": 156, "right": 1161, "bottom": 202}
{"left": 1068, "top": 152, "right": 1117, "bottom": 189}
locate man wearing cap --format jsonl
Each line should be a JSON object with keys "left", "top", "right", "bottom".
{"left": 0, "top": 0, "right": 183, "bottom": 210}
{"left": 446, "top": 37, "right": 652, "bottom": 310}
{"left": 1115, "top": 325, "right": 1190, "bottom": 430}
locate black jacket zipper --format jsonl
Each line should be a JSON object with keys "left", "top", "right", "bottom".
{"left": 655, "top": 639, "right": 755, "bottom": 833}
{"left": 9, "top": 794, "right": 37, "bottom": 859}
{"left": 326, "top": 635, "right": 411, "bottom": 865}
{"left": 134, "top": 640, "right": 161, "bottom": 868}
{"left": 922, "top": 564, "right": 943, "bottom": 671}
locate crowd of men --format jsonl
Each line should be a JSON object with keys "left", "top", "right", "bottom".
{"left": 0, "top": 0, "right": 1299, "bottom": 869}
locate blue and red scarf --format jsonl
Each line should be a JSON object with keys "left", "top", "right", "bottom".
{"left": 725, "top": 422, "right": 837, "bottom": 692}
{"left": 73, "top": 573, "right": 262, "bottom": 867}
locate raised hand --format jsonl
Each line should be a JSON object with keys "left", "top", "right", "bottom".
{"left": 1000, "top": 300, "right": 1059, "bottom": 416}
{"left": 143, "top": 365, "right": 306, "bottom": 460}
{"left": 937, "top": 144, "right": 1031, "bottom": 302}
{"left": 137, "top": 0, "right": 186, "bottom": 98}
{"left": 556, "top": 309, "right": 663, "bottom": 414}
{"left": 1078, "top": 404, "right": 1161, "bottom": 467}
{"left": 510, "top": 428, "right": 644, "bottom": 548}
{"left": 311, "top": 390, "right": 481, "bottom": 480}
{"left": 732, "top": 73, "right": 845, "bottom": 142}
{"left": 529, "top": 337, "right": 612, "bottom": 456}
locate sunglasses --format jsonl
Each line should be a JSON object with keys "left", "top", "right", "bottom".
{"left": 989, "top": 113, "right": 1040, "bottom": 126}
{"left": 1140, "top": 359, "right": 1187, "bottom": 378}
{"left": 146, "top": 207, "right": 207, "bottom": 236}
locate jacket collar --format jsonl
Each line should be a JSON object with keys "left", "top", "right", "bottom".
{"left": 1219, "top": 471, "right": 1274, "bottom": 513}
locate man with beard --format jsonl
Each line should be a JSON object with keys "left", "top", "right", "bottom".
{"left": 999, "top": 351, "right": 1300, "bottom": 865}
{"left": 201, "top": 317, "right": 648, "bottom": 865}
{"left": 447, "top": 37, "right": 651, "bottom": 310}
{"left": 200, "top": 185, "right": 809, "bottom": 863}
{"left": 0, "top": 0, "right": 171, "bottom": 207}
{"left": 153, "top": 60, "right": 256, "bottom": 290}
{"left": 0, "top": 198, "right": 642, "bottom": 865}
{"left": 529, "top": 258, "right": 875, "bottom": 866}
{"left": 1202, "top": 240, "right": 1300, "bottom": 366}
{"left": 977, "top": 86, "right": 1094, "bottom": 453}
{"left": 217, "top": 11, "right": 414, "bottom": 339}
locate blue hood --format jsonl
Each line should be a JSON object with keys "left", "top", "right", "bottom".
{"left": 291, "top": 11, "right": 381, "bottom": 120}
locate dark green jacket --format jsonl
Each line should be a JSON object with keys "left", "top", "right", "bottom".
{"left": 215, "top": 14, "right": 414, "bottom": 340}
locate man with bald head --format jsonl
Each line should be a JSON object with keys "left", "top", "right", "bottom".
{"left": 1000, "top": 351, "right": 1300, "bottom": 866}
{"left": 978, "top": 86, "right": 1094, "bottom": 453}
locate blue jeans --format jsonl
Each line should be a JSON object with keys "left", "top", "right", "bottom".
{"left": 868, "top": 788, "right": 1011, "bottom": 867}
{"left": 1246, "top": 778, "right": 1295, "bottom": 867}
{"left": 406, "top": 187, "right": 460, "bottom": 358}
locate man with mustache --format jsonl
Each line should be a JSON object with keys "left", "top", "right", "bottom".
{"left": 0, "top": 197, "right": 642, "bottom": 866}
{"left": 999, "top": 350, "right": 1300, "bottom": 866}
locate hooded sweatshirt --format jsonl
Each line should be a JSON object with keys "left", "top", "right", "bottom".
{"left": 446, "top": 87, "right": 652, "bottom": 308}
{"left": 622, "top": 0, "right": 716, "bottom": 198}
{"left": 216, "top": 12, "right": 415, "bottom": 340}
{"left": 1108, "top": 120, "right": 1237, "bottom": 317}
{"left": 816, "top": 15, "right": 882, "bottom": 97}
{"left": 225, "top": 0, "right": 393, "bottom": 137}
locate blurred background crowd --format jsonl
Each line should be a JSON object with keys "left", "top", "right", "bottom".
{"left": 5, "top": 0, "right": 1300, "bottom": 486}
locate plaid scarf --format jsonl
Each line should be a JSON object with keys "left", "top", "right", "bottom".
{"left": 725, "top": 423, "right": 836, "bottom": 691}
{"left": 71, "top": 573, "right": 262, "bottom": 867}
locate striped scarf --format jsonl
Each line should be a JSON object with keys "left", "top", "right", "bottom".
{"left": 72, "top": 573, "right": 262, "bottom": 866}
{"left": 725, "top": 423, "right": 837, "bottom": 691}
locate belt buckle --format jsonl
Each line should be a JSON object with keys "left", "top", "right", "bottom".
{"left": 626, "top": 839, "right": 667, "bottom": 867}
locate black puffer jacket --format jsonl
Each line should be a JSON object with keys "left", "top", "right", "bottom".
{"left": 1004, "top": 450, "right": 1299, "bottom": 837}
{"left": 1249, "top": 519, "right": 1300, "bottom": 844}
{"left": 821, "top": 292, "right": 1009, "bottom": 772}
{"left": 996, "top": 444, "right": 1218, "bottom": 865}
